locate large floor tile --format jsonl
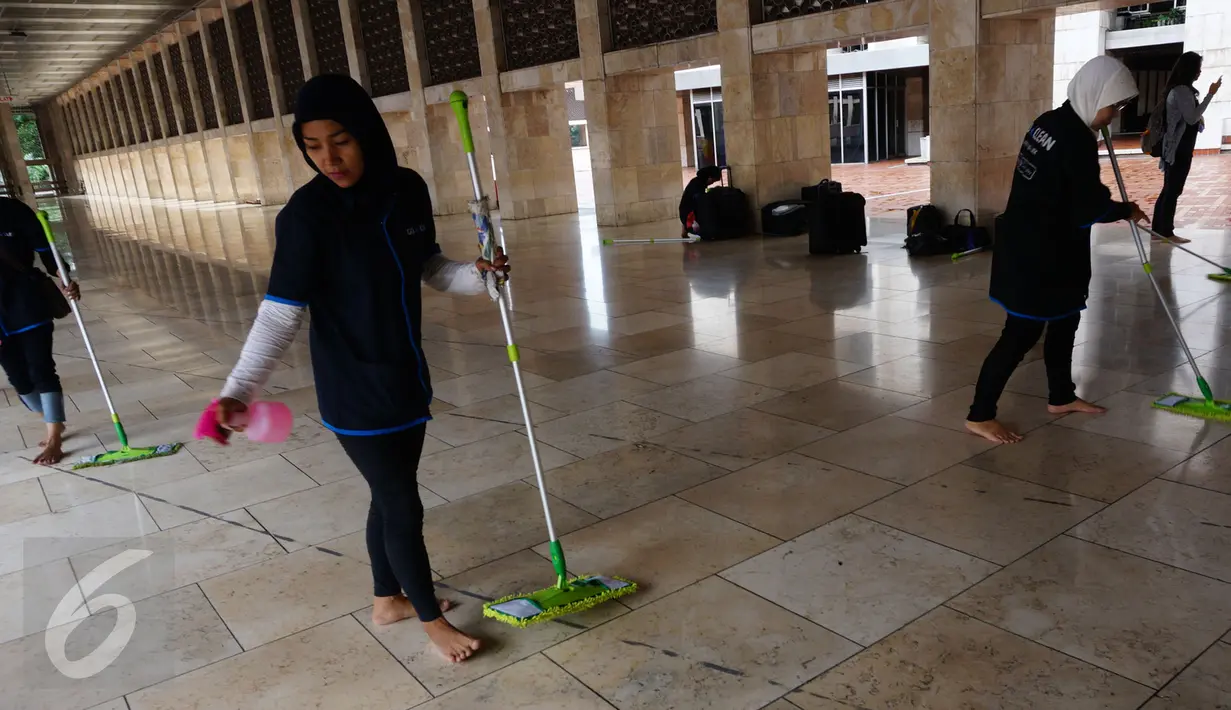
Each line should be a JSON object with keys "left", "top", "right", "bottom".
{"left": 37, "top": 450, "right": 208, "bottom": 512}
{"left": 1005, "top": 360, "right": 1147, "bottom": 404}
{"left": 427, "top": 394, "right": 564, "bottom": 447}
{"left": 1141, "top": 642, "right": 1231, "bottom": 709}
{"left": 966, "top": 425, "right": 1189, "bottom": 503}
{"left": 126, "top": 616, "right": 428, "bottom": 710}
{"left": 680, "top": 453, "right": 901, "bottom": 539}
{"left": 752, "top": 379, "right": 925, "bottom": 431}
{"left": 532, "top": 401, "right": 689, "bottom": 459}
{"left": 1071, "top": 479, "right": 1231, "bottom": 583}
{"left": 415, "top": 654, "right": 611, "bottom": 710}
{"left": 719, "top": 352, "right": 866, "bottom": 392}
{"left": 859, "top": 465, "right": 1104, "bottom": 564}
{"left": 0, "top": 585, "right": 240, "bottom": 710}
{"left": 838, "top": 355, "right": 982, "bottom": 398}
{"left": 628, "top": 373, "right": 785, "bottom": 422}
{"left": 797, "top": 415, "right": 995, "bottom": 485}
{"left": 430, "top": 367, "right": 555, "bottom": 407}
{"left": 722, "top": 515, "right": 998, "bottom": 645}
{"left": 0, "top": 493, "right": 160, "bottom": 576}
{"left": 182, "top": 414, "right": 332, "bottom": 471}
{"left": 802, "top": 331, "right": 924, "bottom": 367}
{"left": 1055, "top": 390, "right": 1231, "bottom": 454}
{"left": 0, "top": 477, "right": 49, "bottom": 524}
{"left": 536, "top": 496, "right": 778, "bottom": 608}
{"left": 651, "top": 408, "right": 829, "bottom": 471}
{"left": 538, "top": 443, "right": 727, "bottom": 518}
{"left": 611, "top": 348, "right": 745, "bottom": 385}
{"left": 198, "top": 546, "right": 373, "bottom": 649}
{"left": 364, "top": 550, "right": 628, "bottom": 695}
{"left": 280, "top": 440, "right": 361, "bottom": 484}
{"left": 524, "top": 370, "right": 660, "bottom": 414}
{"left": 893, "top": 384, "right": 1058, "bottom": 435}
{"left": 548, "top": 576, "right": 858, "bottom": 710}
{"left": 425, "top": 482, "right": 597, "bottom": 576}
{"left": 139, "top": 454, "right": 317, "bottom": 529}
{"left": 953, "top": 535, "right": 1231, "bottom": 688}
{"left": 1162, "top": 435, "right": 1231, "bottom": 494}
{"left": 70, "top": 510, "right": 283, "bottom": 610}
{"left": 0, "top": 558, "right": 82, "bottom": 645}
{"left": 418, "top": 431, "right": 578, "bottom": 501}
{"left": 695, "top": 329, "right": 832, "bottom": 363}
{"left": 794, "top": 607, "right": 1151, "bottom": 709}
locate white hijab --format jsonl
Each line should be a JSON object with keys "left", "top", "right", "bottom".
{"left": 1067, "top": 55, "right": 1138, "bottom": 128}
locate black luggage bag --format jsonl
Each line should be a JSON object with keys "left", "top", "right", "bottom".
{"left": 807, "top": 190, "right": 867, "bottom": 255}
{"left": 761, "top": 200, "right": 809, "bottom": 236}
{"left": 694, "top": 166, "right": 750, "bottom": 241}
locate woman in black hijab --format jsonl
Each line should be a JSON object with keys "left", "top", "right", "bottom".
{"left": 215, "top": 75, "right": 507, "bottom": 663}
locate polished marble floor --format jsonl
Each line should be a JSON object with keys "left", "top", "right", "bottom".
{"left": 2, "top": 192, "right": 1230, "bottom": 709}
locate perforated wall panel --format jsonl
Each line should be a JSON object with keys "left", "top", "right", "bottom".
{"left": 209, "top": 19, "right": 245, "bottom": 125}
{"left": 307, "top": 0, "right": 349, "bottom": 76}
{"left": 760, "top": 0, "right": 886, "bottom": 23}
{"left": 236, "top": 3, "right": 274, "bottom": 120}
{"left": 188, "top": 32, "right": 220, "bottom": 130}
{"left": 124, "top": 68, "right": 149, "bottom": 142}
{"left": 151, "top": 53, "right": 180, "bottom": 137}
{"left": 421, "top": 0, "right": 481, "bottom": 85}
{"left": 137, "top": 61, "right": 164, "bottom": 140}
{"left": 359, "top": 0, "right": 409, "bottom": 97}
{"left": 266, "top": 0, "right": 304, "bottom": 112}
{"left": 501, "top": 0, "right": 580, "bottom": 71}
{"left": 169, "top": 43, "right": 198, "bottom": 133}
{"left": 609, "top": 0, "right": 717, "bottom": 50}
{"left": 103, "top": 80, "right": 129, "bottom": 145}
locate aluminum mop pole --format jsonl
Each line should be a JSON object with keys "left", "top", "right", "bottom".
{"left": 602, "top": 236, "right": 700, "bottom": 246}
{"left": 448, "top": 91, "right": 569, "bottom": 588}
{"left": 1100, "top": 128, "right": 1217, "bottom": 405}
{"left": 1135, "top": 223, "right": 1231, "bottom": 278}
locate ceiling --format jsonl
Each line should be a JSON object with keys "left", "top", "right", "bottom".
{"left": 0, "top": 0, "right": 198, "bottom": 106}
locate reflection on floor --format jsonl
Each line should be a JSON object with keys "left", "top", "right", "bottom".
{"left": 2, "top": 193, "right": 1230, "bottom": 709}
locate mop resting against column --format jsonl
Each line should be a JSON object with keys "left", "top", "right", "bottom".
{"left": 965, "top": 56, "right": 1149, "bottom": 444}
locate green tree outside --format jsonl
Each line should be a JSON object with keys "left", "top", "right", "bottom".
{"left": 14, "top": 113, "right": 50, "bottom": 182}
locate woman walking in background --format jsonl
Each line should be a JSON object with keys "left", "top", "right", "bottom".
{"left": 1151, "top": 51, "right": 1221, "bottom": 244}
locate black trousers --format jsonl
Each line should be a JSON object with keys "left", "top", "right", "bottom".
{"left": 968, "top": 313, "right": 1080, "bottom": 422}
{"left": 0, "top": 323, "right": 60, "bottom": 397}
{"left": 1152, "top": 140, "right": 1196, "bottom": 238}
{"left": 337, "top": 424, "right": 439, "bottom": 622}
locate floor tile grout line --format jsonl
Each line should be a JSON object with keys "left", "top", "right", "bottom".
{"left": 1129, "top": 633, "right": 1231, "bottom": 709}
{"left": 539, "top": 653, "right": 621, "bottom": 710}
{"left": 1060, "top": 531, "right": 1231, "bottom": 589}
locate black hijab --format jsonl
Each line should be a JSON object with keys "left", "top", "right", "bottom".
{"left": 292, "top": 74, "right": 399, "bottom": 198}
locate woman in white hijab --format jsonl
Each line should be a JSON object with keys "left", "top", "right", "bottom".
{"left": 966, "top": 55, "right": 1149, "bottom": 444}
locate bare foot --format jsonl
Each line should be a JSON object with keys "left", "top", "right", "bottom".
{"left": 1048, "top": 398, "right": 1107, "bottom": 415}
{"left": 372, "top": 596, "right": 454, "bottom": 626}
{"left": 33, "top": 436, "right": 65, "bottom": 465}
{"left": 423, "top": 617, "right": 481, "bottom": 663}
{"left": 965, "top": 419, "right": 1023, "bottom": 444}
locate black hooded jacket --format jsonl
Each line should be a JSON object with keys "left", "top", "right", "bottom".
{"left": 0, "top": 197, "right": 60, "bottom": 336}
{"left": 990, "top": 101, "right": 1131, "bottom": 320}
{"left": 268, "top": 75, "right": 443, "bottom": 435}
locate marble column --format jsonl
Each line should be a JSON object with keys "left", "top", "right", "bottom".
{"left": 576, "top": 0, "right": 681, "bottom": 226}
{"left": 719, "top": 0, "right": 830, "bottom": 228}
{"left": 473, "top": 0, "right": 578, "bottom": 220}
{"left": 929, "top": 0, "right": 1054, "bottom": 226}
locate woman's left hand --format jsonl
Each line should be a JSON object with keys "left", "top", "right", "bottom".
{"left": 476, "top": 246, "right": 510, "bottom": 277}
{"left": 61, "top": 281, "right": 80, "bottom": 301}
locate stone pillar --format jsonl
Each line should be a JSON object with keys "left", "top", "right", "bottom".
{"left": 719, "top": 0, "right": 830, "bottom": 227}
{"left": 1052, "top": 10, "right": 1108, "bottom": 109}
{"left": 929, "top": 0, "right": 1054, "bottom": 226}
{"left": 38, "top": 101, "right": 81, "bottom": 193}
{"left": 1183, "top": 0, "right": 1230, "bottom": 152}
{"left": 473, "top": 0, "right": 577, "bottom": 220}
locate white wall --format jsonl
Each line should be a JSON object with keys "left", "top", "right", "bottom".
{"left": 1184, "top": 0, "right": 1231, "bottom": 150}
{"left": 1053, "top": 10, "right": 1110, "bottom": 109}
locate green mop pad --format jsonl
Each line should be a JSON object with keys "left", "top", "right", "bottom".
{"left": 1152, "top": 392, "right": 1231, "bottom": 422}
{"left": 1209, "top": 272, "right": 1231, "bottom": 284}
{"left": 484, "top": 573, "right": 638, "bottom": 628}
{"left": 75, "top": 442, "right": 183, "bottom": 469}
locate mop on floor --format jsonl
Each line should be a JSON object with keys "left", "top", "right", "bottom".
{"left": 449, "top": 92, "right": 637, "bottom": 627}
{"left": 1136, "top": 224, "right": 1231, "bottom": 284}
{"left": 35, "top": 210, "right": 183, "bottom": 468}
{"left": 1101, "top": 131, "right": 1231, "bottom": 422}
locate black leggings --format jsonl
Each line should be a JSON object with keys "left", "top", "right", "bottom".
{"left": 1152, "top": 126, "right": 1197, "bottom": 237}
{"left": 0, "top": 323, "right": 60, "bottom": 397}
{"left": 337, "top": 425, "right": 439, "bottom": 622}
{"left": 968, "top": 313, "right": 1080, "bottom": 422}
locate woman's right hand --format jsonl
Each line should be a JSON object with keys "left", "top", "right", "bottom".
{"left": 1127, "top": 202, "right": 1149, "bottom": 225}
{"left": 217, "top": 397, "right": 249, "bottom": 432}
{"left": 1210, "top": 77, "right": 1222, "bottom": 97}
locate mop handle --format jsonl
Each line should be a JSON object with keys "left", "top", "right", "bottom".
{"left": 35, "top": 211, "right": 129, "bottom": 447}
{"left": 448, "top": 92, "right": 566, "bottom": 582}
{"left": 1137, "top": 224, "right": 1231, "bottom": 274}
{"left": 1100, "top": 130, "right": 1214, "bottom": 402}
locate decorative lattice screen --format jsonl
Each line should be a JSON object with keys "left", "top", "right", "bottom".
{"left": 188, "top": 33, "right": 220, "bottom": 130}
{"left": 501, "top": 0, "right": 580, "bottom": 71}
{"left": 609, "top": 0, "right": 717, "bottom": 50}
{"left": 359, "top": 0, "right": 410, "bottom": 97}
{"left": 307, "top": 0, "right": 350, "bottom": 76}
{"left": 421, "top": 0, "right": 481, "bottom": 85}
{"left": 169, "top": 43, "right": 198, "bottom": 133}
{"left": 236, "top": 3, "right": 274, "bottom": 120}
{"left": 151, "top": 53, "right": 180, "bottom": 137}
{"left": 209, "top": 19, "right": 246, "bottom": 125}
{"left": 266, "top": 0, "right": 305, "bottom": 112}
{"left": 137, "top": 61, "right": 163, "bottom": 140}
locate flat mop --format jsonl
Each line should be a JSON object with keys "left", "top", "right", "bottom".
{"left": 1136, "top": 223, "right": 1231, "bottom": 284}
{"left": 1100, "top": 131, "right": 1231, "bottom": 422}
{"left": 35, "top": 210, "right": 183, "bottom": 468}
{"left": 449, "top": 92, "right": 637, "bottom": 626}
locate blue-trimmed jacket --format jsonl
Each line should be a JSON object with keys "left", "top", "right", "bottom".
{"left": 267, "top": 169, "right": 441, "bottom": 435}
{"left": 991, "top": 102, "right": 1132, "bottom": 321}
{"left": 0, "top": 198, "right": 60, "bottom": 336}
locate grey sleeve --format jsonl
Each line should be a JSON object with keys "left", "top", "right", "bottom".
{"left": 1172, "top": 87, "right": 1211, "bottom": 125}
{"left": 421, "top": 253, "right": 487, "bottom": 295}
{"left": 219, "top": 299, "right": 306, "bottom": 404}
